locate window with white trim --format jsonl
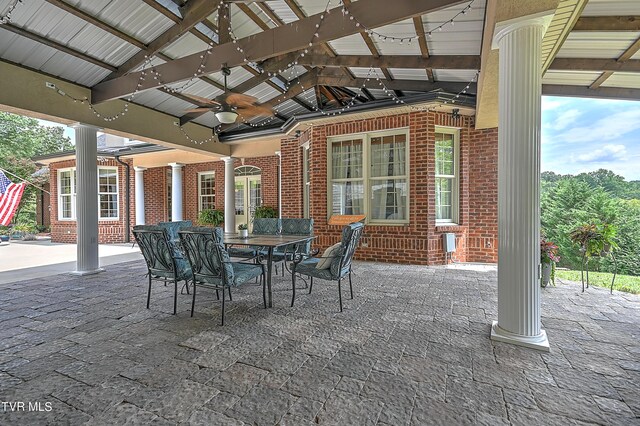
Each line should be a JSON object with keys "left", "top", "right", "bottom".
{"left": 58, "top": 168, "right": 75, "bottom": 220}
{"left": 98, "top": 167, "right": 119, "bottom": 219}
{"left": 198, "top": 172, "right": 215, "bottom": 211}
{"left": 435, "top": 127, "right": 460, "bottom": 224}
{"left": 328, "top": 129, "right": 409, "bottom": 223}
{"left": 57, "top": 167, "right": 119, "bottom": 220}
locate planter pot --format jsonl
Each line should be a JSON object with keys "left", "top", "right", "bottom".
{"left": 541, "top": 262, "right": 553, "bottom": 288}
{"left": 239, "top": 229, "right": 249, "bottom": 238}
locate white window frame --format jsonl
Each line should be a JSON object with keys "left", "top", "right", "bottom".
{"left": 56, "top": 166, "right": 120, "bottom": 221}
{"left": 198, "top": 171, "right": 216, "bottom": 212}
{"left": 57, "top": 167, "right": 76, "bottom": 221}
{"left": 302, "top": 143, "right": 310, "bottom": 219}
{"left": 98, "top": 166, "right": 119, "bottom": 220}
{"left": 434, "top": 126, "right": 460, "bottom": 225}
{"left": 327, "top": 128, "right": 410, "bottom": 225}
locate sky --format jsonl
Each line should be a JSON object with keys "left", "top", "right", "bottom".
{"left": 37, "top": 96, "right": 640, "bottom": 181}
{"left": 542, "top": 96, "right": 640, "bottom": 181}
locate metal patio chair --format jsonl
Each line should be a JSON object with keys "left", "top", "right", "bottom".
{"left": 132, "top": 225, "right": 193, "bottom": 315}
{"left": 291, "top": 222, "right": 364, "bottom": 312}
{"left": 179, "top": 227, "right": 266, "bottom": 325}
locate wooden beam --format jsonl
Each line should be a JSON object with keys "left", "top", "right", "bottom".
{"left": 237, "top": 4, "right": 271, "bottom": 31}
{"left": 1, "top": 24, "right": 117, "bottom": 72}
{"left": 218, "top": 4, "right": 232, "bottom": 44}
{"left": 550, "top": 58, "right": 640, "bottom": 73}
{"left": 590, "top": 36, "right": 640, "bottom": 88}
{"left": 543, "top": 84, "right": 640, "bottom": 101}
{"left": 265, "top": 54, "right": 481, "bottom": 70}
{"left": 92, "top": 0, "right": 466, "bottom": 103}
{"left": 92, "top": 0, "right": 465, "bottom": 103}
{"left": 142, "top": 0, "right": 181, "bottom": 23}
{"left": 109, "top": 0, "right": 220, "bottom": 79}
{"left": 44, "top": 0, "right": 146, "bottom": 50}
{"left": 317, "top": 75, "right": 476, "bottom": 93}
{"left": 413, "top": 16, "right": 435, "bottom": 81}
{"left": 574, "top": 16, "right": 640, "bottom": 32}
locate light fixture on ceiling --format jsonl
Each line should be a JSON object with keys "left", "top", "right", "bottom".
{"left": 215, "top": 104, "right": 238, "bottom": 124}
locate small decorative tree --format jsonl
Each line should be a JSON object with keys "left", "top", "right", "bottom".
{"left": 569, "top": 222, "right": 619, "bottom": 292}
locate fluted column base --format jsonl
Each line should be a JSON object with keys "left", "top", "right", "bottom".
{"left": 491, "top": 321, "right": 549, "bottom": 351}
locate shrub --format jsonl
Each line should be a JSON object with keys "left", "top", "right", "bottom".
{"left": 198, "top": 209, "right": 224, "bottom": 226}
{"left": 254, "top": 206, "right": 278, "bottom": 219}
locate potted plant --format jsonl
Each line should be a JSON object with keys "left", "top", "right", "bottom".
{"left": 238, "top": 223, "right": 249, "bottom": 238}
{"left": 0, "top": 226, "right": 10, "bottom": 243}
{"left": 254, "top": 205, "right": 278, "bottom": 219}
{"left": 198, "top": 209, "right": 224, "bottom": 227}
{"left": 540, "top": 237, "right": 560, "bottom": 287}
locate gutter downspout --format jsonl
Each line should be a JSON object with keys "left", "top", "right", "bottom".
{"left": 114, "top": 155, "right": 131, "bottom": 243}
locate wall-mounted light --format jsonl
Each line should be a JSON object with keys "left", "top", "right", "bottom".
{"left": 451, "top": 108, "right": 460, "bottom": 119}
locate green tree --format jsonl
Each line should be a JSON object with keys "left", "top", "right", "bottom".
{"left": 0, "top": 112, "right": 72, "bottom": 225}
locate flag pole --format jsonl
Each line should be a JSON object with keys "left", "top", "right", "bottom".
{"left": 0, "top": 167, "right": 51, "bottom": 195}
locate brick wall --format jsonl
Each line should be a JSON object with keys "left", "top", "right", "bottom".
{"left": 281, "top": 111, "right": 498, "bottom": 265}
{"left": 49, "top": 158, "right": 134, "bottom": 244}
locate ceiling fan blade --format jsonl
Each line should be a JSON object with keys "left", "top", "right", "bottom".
{"left": 226, "top": 93, "right": 259, "bottom": 108}
{"left": 184, "top": 107, "right": 216, "bottom": 113}
{"left": 182, "top": 93, "right": 222, "bottom": 106}
{"left": 237, "top": 104, "right": 273, "bottom": 119}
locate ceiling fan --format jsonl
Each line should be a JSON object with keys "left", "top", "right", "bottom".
{"left": 183, "top": 65, "right": 273, "bottom": 124}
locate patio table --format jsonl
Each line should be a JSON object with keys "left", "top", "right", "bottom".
{"left": 223, "top": 234, "right": 315, "bottom": 307}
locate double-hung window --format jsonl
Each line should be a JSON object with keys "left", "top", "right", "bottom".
{"left": 328, "top": 129, "right": 409, "bottom": 224}
{"left": 57, "top": 167, "right": 119, "bottom": 220}
{"left": 198, "top": 172, "right": 215, "bottom": 211}
{"left": 98, "top": 168, "right": 119, "bottom": 219}
{"left": 435, "top": 127, "right": 459, "bottom": 224}
{"left": 58, "top": 169, "right": 75, "bottom": 220}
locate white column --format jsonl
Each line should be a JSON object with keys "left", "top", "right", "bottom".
{"left": 169, "top": 163, "right": 184, "bottom": 222}
{"left": 70, "top": 124, "right": 103, "bottom": 276}
{"left": 490, "top": 13, "right": 552, "bottom": 351}
{"left": 134, "top": 167, "right": 146, "bottom": 225}
{"left": 275, "top": 151, "right": 282, "bottom": 218}
{"left": 222, "top": 157, "right": 236, "bottom": 233}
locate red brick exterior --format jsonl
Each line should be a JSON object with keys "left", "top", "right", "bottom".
{"left": 49, "top": 158, "right": 135, "bottom": 244}
{"left": 281, "top": 111, "right": 498, "bottom": 265}
{"left": 47, "top": 112, "right": 497, "bottom": 265}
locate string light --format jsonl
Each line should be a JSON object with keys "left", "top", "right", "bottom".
{"left": 343, "top": 0, "right": 475, "bottom": 43}
{"left": 0, "top": 0, "right": 23, "bottom": 25}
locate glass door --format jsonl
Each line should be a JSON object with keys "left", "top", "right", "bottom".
{"left": 235, "top": 166, "right": 262, "bottom": 232}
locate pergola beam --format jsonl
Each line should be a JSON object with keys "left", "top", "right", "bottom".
{"left": 265, "top": 54, "right": 481, "bottom": 70}
{"left": 0, "top": 24, "right": 117, "bottom": 72}
{"left": 413, "top": 16, "right": 435, "bottom": 81}
{"left": 92, "top": 0, "right": 467, "bottom": 103}
{"left": 317, "top": 75, "right": 476, "bottom": 93}
{"left": 110, "top": 0, "right": 220, "bottom": 79}
{"left": 590, "top": 36, "right": 640, "bottom": 88}
{"left": 542, "top": 84, "right": 640, "bottom": 101}
{"left": 550, "top": 58, "right": 640, "bottom": 73}
{"left": 573, "top": 16, "right": 640, "bottom": 31}
{"left": 44, "top": 0, "right": 146, "bottom": 50}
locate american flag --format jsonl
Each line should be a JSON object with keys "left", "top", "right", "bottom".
{"left": 0, "top": 171, "right": 26, "bottom": 226}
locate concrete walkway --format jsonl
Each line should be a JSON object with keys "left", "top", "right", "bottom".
{"left": 0, "top": 261, "right": 637, "bottom": 425}
{"left": 0, "top": 239, "right": 142, "bottom": 284}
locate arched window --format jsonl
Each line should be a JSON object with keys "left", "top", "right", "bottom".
{"left": 234, "top": 166, "right": 261, "bottom": 176}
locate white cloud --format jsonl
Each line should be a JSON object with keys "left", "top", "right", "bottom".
{"left": 575, "top": 144, "right": 627, "bottom": 163}
{"left": 550, "top": 108, "right": 581, "bottom": 131}
{"left": 557, "top": 108, "right": 640, "bottom": 144}
{"left": 542, "top": 97, "right": 570, "bottom": 111}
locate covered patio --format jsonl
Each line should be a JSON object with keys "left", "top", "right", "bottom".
{"left": 1, "top": 262, "right": 638, "bottom": 425}
{"left": 1, "top": 0, "right": 640, "bottom": 423}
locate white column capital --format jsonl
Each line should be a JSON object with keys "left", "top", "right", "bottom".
{"left": 492, "top": 11, "right": 554, "bottom": 49}
{"left": 168, "top": 162, "right": 184, "bottom": 169}
{"left": 68, "top": 122, "right": 102, "bottom": 131}
{"left": 221, "top": 156, "right": 235, "bottom": 163}
{"left": 133, "top": 166, "right": 147, "bottom": 172}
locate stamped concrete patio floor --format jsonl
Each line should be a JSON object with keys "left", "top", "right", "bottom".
{"left": 1, "top": 261, "right": 638, "bottom": 425}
